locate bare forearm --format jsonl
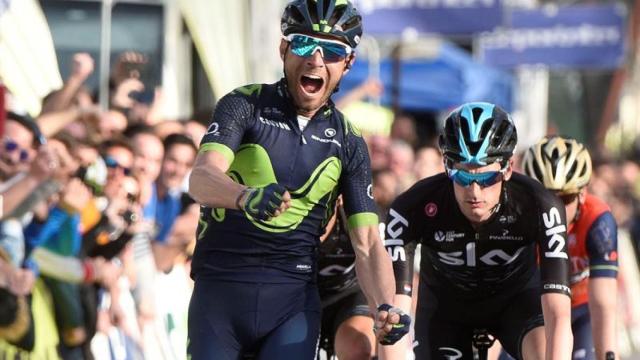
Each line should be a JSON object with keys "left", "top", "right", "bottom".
{"left": 589, "top": 278, "right": 618, "bottom": 359}
{"left": 353, "top": 228, "right": 395, "bottom": 308}
{"left": 37, "top": 108, "right": 81, "bottom": 138}
{"left": 1, "top": 173, "right": 38, "bottom": 219}
{"left": 542, "top": 293, "right": 573, "bottom": 360}
{"left": 41, "top": 76, "right": 85, "bottom": 113}
{"left": 188, "top": 158, "right": 244, "bottom": 209}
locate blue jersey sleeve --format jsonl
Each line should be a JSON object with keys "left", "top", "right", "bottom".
{"left": 199, "top": 85, "right": 258, "bottom": 163}
{"left": 586, "top": 211, "right": 618, "bottom": 278}
{"left": 338, "top": 122, "right": 378, "bottom": 229}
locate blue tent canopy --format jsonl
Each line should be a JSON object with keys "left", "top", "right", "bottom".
{"left": 337, "top": 42, "right": 514, "bottom": 112}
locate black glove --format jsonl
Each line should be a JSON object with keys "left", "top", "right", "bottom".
{"left": 376, "top": 303, "right": 412, "bottom": 345}
{"left": 240, "top": 183, "right": 287, "bottom": 221}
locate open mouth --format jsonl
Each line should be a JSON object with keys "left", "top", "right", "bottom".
{"left": 300, "top": 74, "right": 324, "bottom": 95}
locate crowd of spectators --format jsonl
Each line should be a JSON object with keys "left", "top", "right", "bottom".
{"left": 0, "top": 52, "right": 202, "bottom": 359}
{"left": 1, "top": 51, "right": 640, "bottom": 360}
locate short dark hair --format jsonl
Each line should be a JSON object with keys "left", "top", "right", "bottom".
{"left": 163, "top": 133, "right": 197, "bottom": 154}
{"left": 101, "top": 135, "right": 134, "bottom": 155}
{"left": 6, "top": 112, "right": 43, "bottom": 148}
{"left": 123, "top": 123, "right": 156, "bottom": 139}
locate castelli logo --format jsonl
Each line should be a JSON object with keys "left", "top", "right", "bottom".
{"left": 425, "top": 202, "right": 437, "bottom": 217}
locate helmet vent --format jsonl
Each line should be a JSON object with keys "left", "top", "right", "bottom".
{"left": 460, "top": 117, "right": 471, "bottom": 143}
{"left": 467, "top": 140, "right": 482, "bottom": 156}
{"left": 532, "top": 158, "right": 545, "bottom": 183}
{"left": 342, "top": 14, "right": 361, "bottom": 31}
{"left": 472, "top": 107, "right": 484, "bottom": 124}
{"left": 307, "top": 0, "right": 320, "bottom": 22}
{"left": 290, "top": 6, "right": 306, "bottom": 25}
{"left": 566, "top": 161, "right": 577, "bottom": 181}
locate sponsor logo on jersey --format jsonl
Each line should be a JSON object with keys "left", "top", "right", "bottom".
{"left": 262, "top": 107, "right": 284, "bottom": 118}
{"left": 543, "top": 283, "right": 571, "bottom": 294}
{"left": 324, "top": 128, "right": 336, "bottom": 138}
{"left": 438, "top": 243, "right": 526, "bottom": 266}
{"left": 367, "top": 184, "right": 374, "bottom": 199}
{"left": 570, "top": 268, "right": 589, "bottom": 284}
{"left": 296, "top": 264, "right": 312, "bottom": 271}
{"left": 385, "top": 209, "right": 409, "bottom": 262}
{"left": 605, "top": 251, "right": 618, "bottom": 261}
{"left": 259, "top": 116, "right": 292, "bottom": 131}
{"left": 206, "top": 122, "right": 220, "bottom": 136}
{"left": 310, "top": 134, "right": 342, "bottom": 147}
{"left": 542, "top": 207, "right": 568, "bottom": 259}
{"left": 498, "top": 215, "right": 517, "bottom": 224}
{"left": 425, "top": 202, "right": 438, "bottom": 217}
{"left": 434, "top": 230, "right": 464, "bottom": 242}
{"left": 488, "top": 229, "right": 524, "bottom": 241}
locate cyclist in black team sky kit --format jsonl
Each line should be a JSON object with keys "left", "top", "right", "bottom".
{"left": 187, "top": 1, "right": 410, "bottom": 359}
{"left": 379, "top": 102, "right": 573, "bottom": 360}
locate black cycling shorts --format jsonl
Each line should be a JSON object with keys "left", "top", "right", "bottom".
{"left": 187, "top": 279, "right": 321, "bottom": 360}
{"left": 319, "top": 288, "right": 371, "bottom": 355}
{"left": 414, "top": 273, "right": 544, "bottom": 360}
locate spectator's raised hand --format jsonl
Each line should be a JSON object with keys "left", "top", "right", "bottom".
{"left": 71, "top": 52, "right": 95, "bottom": 81}
{"left": 112, "top": 51, "right": 148, "bottom": 85}
{"left": 29, "top": 145, "right": 59, "bottom": 182}
{"left": 111, "top": 78, "right": 145, "bottom": 109}
{"left": 60, "top": 178, "right": 93, "bottom": 213}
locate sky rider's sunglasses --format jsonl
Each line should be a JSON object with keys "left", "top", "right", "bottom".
{"left": 447, "top": 166, "right": 508, "bottom": 188}
{"left": 284, "top": 33, "right": 353, "bottom": 63}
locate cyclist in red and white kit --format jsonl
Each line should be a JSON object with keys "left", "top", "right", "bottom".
{"left": 524, "top": 136, "right": 618, "bottom": 360}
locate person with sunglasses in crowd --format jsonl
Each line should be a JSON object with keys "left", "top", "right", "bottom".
{"left": 379, "top": 102, "right": 573, "bottom": 360}
{"left": 187, "top": 0, "right": 410, "bottom": 358}
{"left": 523, "top": 136, "right": 618, "bottom": 360}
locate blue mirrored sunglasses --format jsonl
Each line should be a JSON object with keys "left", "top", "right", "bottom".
{"left": 104, "top": 155, "right": 132, "bottom": 176}
{"left": 447, "top": 167, "right": 506, "bottom": 188}
{"left": 285, "top": 33, "right": 352, "bottom": 63}
{"left": 3, "top": 138, "right": 30, "bottom": 162}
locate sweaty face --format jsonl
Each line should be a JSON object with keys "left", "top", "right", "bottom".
{"left": 280, "top": 37, "right": 353, "bottom": 117}
{"left": 452, "top": 162, "right": 512, "bottom": 225}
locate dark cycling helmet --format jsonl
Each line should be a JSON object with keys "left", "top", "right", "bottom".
{"left": 522, "top": 136, "right": 592, "bottom": 195}
{"left": 281, "top": 0, "right": 363, "bottom": 48}
{"left": 439, "top": 102, "right": 517, "bottom": 167}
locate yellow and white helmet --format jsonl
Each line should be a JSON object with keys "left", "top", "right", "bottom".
{"left": 522, "top": 136, "right": 592, "bottom": 195}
